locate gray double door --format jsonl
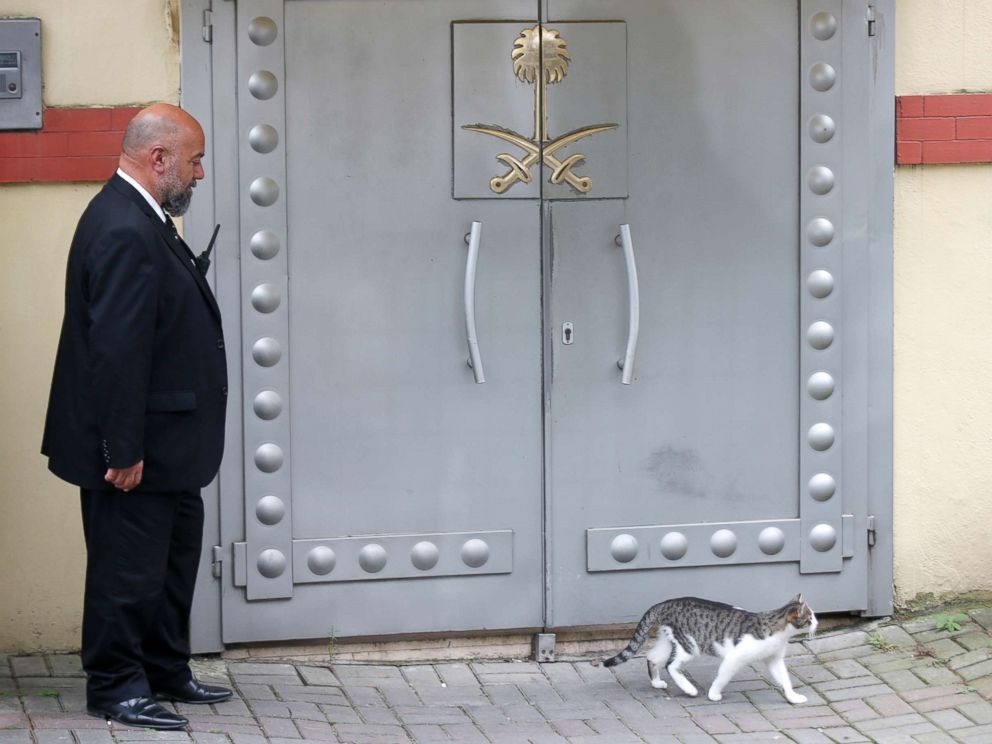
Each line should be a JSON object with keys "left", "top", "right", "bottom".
{"left": 210, "top": 0, "right": 892, "bottom": 643}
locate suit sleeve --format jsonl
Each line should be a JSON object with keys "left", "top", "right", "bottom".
{"left": 85, "top": 224, "right": 159, "bottom": 469}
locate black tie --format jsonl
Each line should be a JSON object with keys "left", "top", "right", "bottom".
{"left": 164, "top": 215, "right": 199, "bottom": 267}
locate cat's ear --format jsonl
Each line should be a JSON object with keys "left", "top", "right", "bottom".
{"left": 792, "top": 593, "right": 803, "bottom": 604}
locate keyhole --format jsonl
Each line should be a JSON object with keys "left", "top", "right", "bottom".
{"left": 565, "top": 327, "right": 572, "bottom": 342}
{"left": 562, "top": 321, "right": 574, "bottom": 345}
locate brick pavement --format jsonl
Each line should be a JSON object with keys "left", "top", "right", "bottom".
{"left": 4, "top": 608, "right": 992, "bottom": 743}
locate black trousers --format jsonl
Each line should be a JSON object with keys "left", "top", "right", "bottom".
{"left": 80, "top": 488, "right": 203, "bottom": 707}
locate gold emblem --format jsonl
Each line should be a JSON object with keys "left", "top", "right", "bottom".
{"left": 464, "top": 25, "right": 618, "bottom": 194}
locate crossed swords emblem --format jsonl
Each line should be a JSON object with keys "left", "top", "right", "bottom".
{"left": 463, "top": 24, "right": 617, "bottom": 194}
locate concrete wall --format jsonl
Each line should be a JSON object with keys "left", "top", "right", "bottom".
{"left": 0, "top": 0, "right": 179, "bottom": 651}
{"left": 0, "top": 0, "right": 989, "bottom": 651}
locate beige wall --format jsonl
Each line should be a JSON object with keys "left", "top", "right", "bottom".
{"left": 0, "top": 0, "right": 179, "bottom": 651}
{"left": 1, "top": 1, "right": 990, "bottom": 651}
{"left": 892, "top": 0, "right": 992, "bottom": 605}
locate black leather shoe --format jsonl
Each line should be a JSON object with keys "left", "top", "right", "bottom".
{"left": 87, "top": 697, "right": 188, "bottom": 729}
{"left": 153, "top": 678, "right": 233, "bottom": 705}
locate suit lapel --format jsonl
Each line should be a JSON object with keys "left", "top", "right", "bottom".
{"left": 108, "top": 175, "right": 223, "bottom": 324}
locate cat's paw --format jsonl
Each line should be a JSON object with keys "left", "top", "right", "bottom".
{"left": 680, "top": 684, "right": 698, "bottom": 697}
{"left": 650, "top": 679, "right": 668, "bottom": 689}
{"left": 707, "top": 690, "right": 723, "bottom": 702}
{"left": 786, "top": 693, "right": 807, "bottom": 705}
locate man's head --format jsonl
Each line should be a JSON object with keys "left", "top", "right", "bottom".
{"left": 119, "top": 104, "right": 205, "bottom": 217}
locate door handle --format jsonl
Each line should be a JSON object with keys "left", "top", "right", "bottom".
{"left": 615, "top": 224, "right": 639, "bottom": 385}
{"left": 463, "top": 221, "right": 486, "bottom": 383}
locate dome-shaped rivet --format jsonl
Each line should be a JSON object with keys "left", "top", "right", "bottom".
{"left": 249, "top": 230, "right": 280, "bottom": 260}
{"left": 808, "top": 166, "right": 835, "bottom": 195}
{"left": 250, "top": 177, "right": 279, "bottom": 207}
{"left": 254, "top": 442, "right": 284, "bottom": 472}
{"left": 410, "top": 541, "right": 440, "bottom": 571}
{"left": 710, "top": 529, "right": 738, "bottom": 558}
{"left": 808, "top": 423, "right": 835, "bottom": 451}
{"left": 809, "top": 473, "right": 837, "bottom": 501}
{"left": 809, "top": 523, "right": 837, "bottom": 552}
{"left": 659, "top": 531, "right": 688, "bottom": 561}
{"left": 252, "top": 337, "right": 282, "bottom": 367}
{"left": 810, "top": 12, "right": 838, "bottom": 40}
{"left": 809, "top": 114, "right": 836, "bottom": 143}
{"left": 248, "top": 124, "right": 279, "bottom": 154}
{"left": 807, "top": 321, "right": 835, "bottom": 350}
{"left": 307, "top": 546, "right": 336, "bottom": 575}
{"left": 807, "top": 217, "right": 835, "bottom": 247}
{"left": 807, "top": 269, "right": 835, "bottom": 298}
{"left": 248, "top": 70, "right": 278, "bottom": 100}
{"left": 461, "top": 538, "right": 490, "bottom": 568}
{"left": 610, "top": 534, "right": 639, "bottom": 563}
{"left": 248, "top": 16, "right": 278, "bottom": 46}
{"left": 251, "top": 283, "right": 281, "bottom": 314}
{"left": 257, "top": 548, "right": 286, "bottom": 578}
{"left": 252, "top": 389, "right": 282, "bottom": 420}
{"left": 808, "top": 371, "right": 836, "bottom": 400}
{"left": 359, "top": 543, "right": 388, "bottom": 573}
{"left": 809, "top": 62, "right": 837, "bottom": 91}
{"left": 758, "top": 527, "right": 786, "bottom": 555}
{"left": 255, "top": 494, "right": 285, "bottom": 525}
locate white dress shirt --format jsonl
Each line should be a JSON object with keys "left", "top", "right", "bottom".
{"left": 116, "top": 168, "right": 166, "bottom": 223}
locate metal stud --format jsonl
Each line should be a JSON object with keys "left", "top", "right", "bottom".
{"left": 659, "top": 531, "right": 688, "bottom": 560}
{"left": 247, "top": 16, "right": 278, "bottom": 47}
{"left": 254, "top": 442, "right": 284, "bottom": 472}
{"left": 307, "top": 546, "right": 336, "bottom": 575}
{"left": 807, "top": 321, "right": 835, "bottom": 350}
{"left": 609, "top": 534, "right": 639, "bottom": 563}
{"left": 255, "top": 494, "right": 285, "bottom": 525}
{"left": 809, "top": 62, "right": 837, "bottom": 91}
{"left": 410, "top": 541, "right": 440, "bottom": 571}
{"left": 808, "top": 166, "right": 835, "bottom": 195}
{"left": 358, "top": 543, "right": 388, "bottom": 573}
{"left": 247, "top": 70, "right": 278, "bottom": 100}
{"left": 807, "top": 423, "right": 835, "bottom": 451}
{"left": 252, "top": 389, "right": 283, "bottom": 420}
{"left": 252, "top": 337, "right": 282, "bottom": 366}
{"left": 807, "top": 371, "right": 835, "bottom": 400}
{"left": 809, "top": 472, "right": 837, "bottom": 501}
{"left": 807, "top": 269, "right": 835, "bottom": 298}
{"left": 251, "top": 283, "right": 281, "bottom": 313}
{"left": 249, "top": 229, "right": 280, "bottom": 260}
{"left": 710, "top": 529, "right": 738, "bottom": 558}
{"left": 461, "top": 538, "right": 491, "bottom": 568}
{"left": 808, "top": 114, "right": 836, "bottom": 143}
{"left": 809, "top": 523, "right": 837, "bottom": 552}
{"left": 809, "top": 12, "right": 838, "bottom": 40}
{"left": 257, "top": 548, "right": 287, "bottom": 578}
{"left": 249, "top": 176, "right": 280, "bottom": 207}
{"left": 248, "top": 123, "right": 280, "bottom": 154}
{"left": 807, "top": 217, "right": 835, "bottom": 246}
{"left": 758, "top": 527, "right": 786, "bottom": 555}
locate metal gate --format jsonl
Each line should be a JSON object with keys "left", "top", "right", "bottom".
{"left": 181, "top": 0, "right": 894, "bottom": 648}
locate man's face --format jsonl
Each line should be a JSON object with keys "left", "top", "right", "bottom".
{"left": 161, "top": 126, "right": 206, "bottom": 217}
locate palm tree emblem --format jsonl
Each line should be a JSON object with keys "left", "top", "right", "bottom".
{"left": 464, "top": 24, "right": 617, "bottom": 194}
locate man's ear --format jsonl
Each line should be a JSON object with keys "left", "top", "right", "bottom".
{"left": 149, "top": 144, "right": 169, "bottom": 174}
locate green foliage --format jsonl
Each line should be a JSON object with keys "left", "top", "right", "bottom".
{"left": 934, "top": 613, "right": 968, "bottom": 633}
{"left": 867, "top": 631, "right": 896, "bottom": 653}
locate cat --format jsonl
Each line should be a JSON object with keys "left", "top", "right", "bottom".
{"left": 593, "top": 595, "right": 817, "bottom": 704}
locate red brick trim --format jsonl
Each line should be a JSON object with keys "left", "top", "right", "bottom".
{"left": 897, "top": 94, "right": 992, "bottom": 165}
{"left": 0, "top": 107, "right": 141, "bottom": 183}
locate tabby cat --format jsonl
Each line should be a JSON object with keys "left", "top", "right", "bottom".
{"left": 594, "top": 595, "right": 817, "bottom": 704}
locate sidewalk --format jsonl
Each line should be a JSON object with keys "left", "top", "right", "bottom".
{"left": 4, "top": 609, "right": 992, "bottom": 744}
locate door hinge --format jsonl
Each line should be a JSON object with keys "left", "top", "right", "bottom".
{"left": 867, "top": 5, "right": 877, "bottom": 37}
{"left": 202, "top": 9, "right": 213, "bottom": 43}
{"left": 211, "top": 545, "right": 223, "bottom": 578}
{"left": 867, "top": 516, "right": 877, "bottom": 548}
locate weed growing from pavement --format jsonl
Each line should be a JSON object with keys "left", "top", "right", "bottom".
{"left": 935, "top": 613, "right": 968, "bottom": 632}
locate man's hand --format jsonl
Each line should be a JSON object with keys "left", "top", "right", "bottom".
{"left": 104, "top": 460, "right": 144, "bottom": 492}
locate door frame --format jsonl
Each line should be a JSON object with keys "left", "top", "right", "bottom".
{"left": 181, "top": 0, "right": 894, "bottom": 652}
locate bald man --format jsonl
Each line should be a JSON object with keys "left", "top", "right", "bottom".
{"left": 42, "top": 104, "right": 231, "bottom": 729}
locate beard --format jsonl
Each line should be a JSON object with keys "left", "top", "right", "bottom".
{"left": 160, "top": 166, "right": 196, "bottom": 217}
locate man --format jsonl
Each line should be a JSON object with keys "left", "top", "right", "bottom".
{"left": 42, "top": 104, "right": 231, "bottom": 730}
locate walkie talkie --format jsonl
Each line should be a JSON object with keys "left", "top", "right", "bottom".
{"left": 195, "top": 224, "right": 221, "bottom": 276}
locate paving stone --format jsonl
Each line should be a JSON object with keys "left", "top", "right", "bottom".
{"left": 820, "top": 684, "right": 894, "bottom": 702}
{"left": 330, "top": 722, "right": 410, "bottom": 744}
{"left": 228, "top": 664, "right": 299, "bottom": 677}
{"left": 71, "top": 731, "right": 115, "bottom": 744}
{"left": 355, "top": 706, "right": 399, "bottom": 726}
{"left": 471, "top": 662, "right": 540, "bottom": 675}
{"left": 541, "top": 663, "right": 584, "bottom": 687}
{"left": 926, "top": 708, "right": 976, "bottom": 730}
{"left": 783, "top": 729, "right": 832, "bottom": 743}
{"left": 258, "top": 717, "right": 301, "bottom": 739}
{"left": 276, "top": 688, "right": 349, "bottom": 706}
{"left": 969, "top": 609, "right": 992, "bottom": 631}
{"left": 9, "top": 659, "right": 48, "bottom": 678}
{"left": 961, "top": 660, "right": 992, "bottom": 682}
{"left": 791, "top": 665, "right": 838, "bottom": 685}
{"left": 45, "top": 657, "right": 82, "bottom": 678}
{"left": 912, "top": 692, "right": 983, "bottom": 713}
{"left": 439, "top": 723, "right": 488, "bottom": 743}
{"left": 873, "top": 625, "right": 917, "bottom": 648}
{"left": 31, "top": 730, "right": 73, "bottom": 744}
{"left": 860, "top": 653, "right": 916, "bottom": 674}
{"left": 821, "top": 726, "right": 871, "bottom": 742}
{"left": 392, "top": 706, "right": 468, "bottom": 726}
{"left": 912, "top": 732, "right": 959, "bottom": 743}
{"left": 831, "top": 699, "right": 880, "bottom": 723}
{"left": 804, "top": 632, "right": 869, "bottom": 655}
{"left": 823, "top": 660, "right": 870, "bottom": 679}
{"left": 864, "top": 693, "right": 915, "bottom": 717}
{"left": 190, "top": 734, "right": 231, "bottom": 744}
{"left": 814, "top": 675, "right": 881, "bottom": 692}
{"left": 854, "top": 712, "right": 931, "bottom": 732}
{"left": 960, "top": 700, "right": 992, "bottom": 725}
{"left": 235, "top": 684, "right": 277, "bottom": 701}
{"left": 956, "top": 634, "right": 992, "bottom": 652}
{"left": 949, "top": 649, "right": 992, "bottom": 671}
{"left": 913, "top": 665, "right": 962, "bottom": 686}
{"left": 817, "top": 646, "right": 879, "bottom": 663}
{"left": 0, "top": 732, "right": 33, "bottom": 744}
{"left": 319, "top": 705, "right": 363, "bottom": 725}
{"left": 298, "top": 668, "right": 340, "bottom": 687}
{"left": 877, "top": 669, "right": 928, "bottom": 692}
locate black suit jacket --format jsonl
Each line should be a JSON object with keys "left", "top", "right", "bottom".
{"left": 42, "top": 174, "right": 228, "bottom": 492}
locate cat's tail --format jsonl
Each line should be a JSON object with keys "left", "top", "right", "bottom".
{"left": 593, "top": 606, "right": 659, "bottom": 668}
